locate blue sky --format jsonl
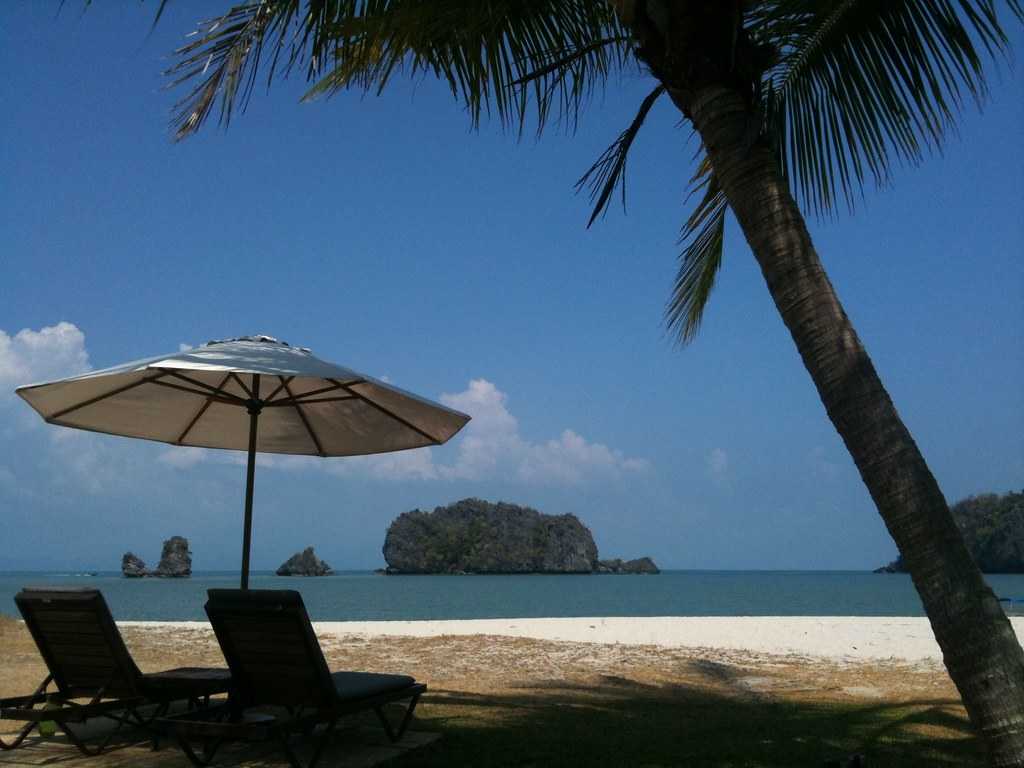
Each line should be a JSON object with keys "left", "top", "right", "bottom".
{"left": 1, "top": 3, "right": 1021, "bottom": 572}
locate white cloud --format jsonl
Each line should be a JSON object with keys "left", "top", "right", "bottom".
{"left": 336, "top": 448, "right": 439, "bottom": 481}
{"left": 433, "top": 379, "right": 649, "bottom": 485}
{"left": 0, "top": 322, "right": 89, "bottom": 390}
{"left": 707, "top": 447, "right": 729, "bottom": 482}
{"left": 158, "top": 446, "right": 210, "bottom": 469}
{"left": 518, "top": 429, "right": 647, "bottom": 485}
{"left": 6, "top": 329, "right": 649, "bottom": 491}
{"left": 280, "top": 378, "right": 649, "bottom": 486}
{"left": 178, "top": 343, "right": 194, "bottom": 353}
{"left": 437, "top": 379, "right": 522, "bottom": 480}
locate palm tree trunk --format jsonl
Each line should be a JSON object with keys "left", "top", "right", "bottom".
{"left": 685, "top": 83, "right": 1024, "bottom": 765}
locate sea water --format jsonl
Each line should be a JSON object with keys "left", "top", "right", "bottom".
{"left": 2, "top": 570, "right": 1023, "bottom": 621}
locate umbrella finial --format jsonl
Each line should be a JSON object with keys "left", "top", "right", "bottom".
{"left": 206, "top": 335, "right": 310, "bottom": 351}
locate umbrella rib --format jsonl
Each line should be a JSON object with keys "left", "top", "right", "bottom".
{"left": 175, "top": 372, "right": 233, "bottom": 445}
{"left": 267, "top": 382, "right": 347, "bottom": 406}
{"left": 281, "top": 377, "right": 324, "bottom": 456}
{"left": 161, "top": 370, "right": 248, "bottom": 403}
{"left": 48, "top": 372, "right": 168, "bottom": 421}
{"left": 150, "top": 379, "right": 244, "bottom": 405}
{"left": 331, "top": 379, "right": 443, "bottom": 444}
{"left": 261, "top": 376, "right": 293, "bottom": 404}
{"left": 264, "top": 395, "right": 357, "bottom": 407}
{"left": 230, "top": 373, "right": 254, "bottom": 399}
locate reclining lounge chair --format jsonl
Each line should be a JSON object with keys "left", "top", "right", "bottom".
{"left": 162, "top": 589, "right": 425, "bottom": 768}
{"left": 0, "top": 587, "right": 231, "bottom": 756}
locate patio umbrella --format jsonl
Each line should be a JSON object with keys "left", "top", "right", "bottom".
{"left": 15, "top": 335, "right": 470, "bottom": 588}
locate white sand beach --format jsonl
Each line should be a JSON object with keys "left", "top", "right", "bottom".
{"left": 120, "top": 616, "right": 1024, "bottom": 662}
{"left": 7, "top": 612, "right": 1013, "bottom": 765}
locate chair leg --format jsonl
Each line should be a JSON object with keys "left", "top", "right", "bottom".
{"left": 176, "top": 734, "right": 226, "bottom": 768}
{"left": 374, "top": 692, "right": 422, "bottom": 743}
{"left": 132, "top": 701, "right": 170, "bottom": 751}
{"left": 0, "top": 674, "right": 54, "bottom": 750}
{"left": 62, "top": 719, "right": 123, "bottom": 757}
{"left": 280, "top": 717, "right": 338, "bottom": 768}
{"left": 0, "top": 721, "right": 36, "bottom": 751}
{"left": 62, "top": 705, "right": 151, "bottom": 758}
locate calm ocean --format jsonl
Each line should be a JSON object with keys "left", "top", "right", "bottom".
{"left": 2, "top": 570, "right": 1023, "bottom": 621}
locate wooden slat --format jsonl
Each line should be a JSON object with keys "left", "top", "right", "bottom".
{"left": 33, "top": 612, "right": 105, "bottom": 626}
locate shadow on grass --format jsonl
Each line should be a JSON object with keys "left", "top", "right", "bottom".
{"left": 390, "top": 677, "right": 979, "bottom": 768}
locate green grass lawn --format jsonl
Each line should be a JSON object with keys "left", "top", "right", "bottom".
{"left": 388, "top": 679, "right": 981, "bottom": 767}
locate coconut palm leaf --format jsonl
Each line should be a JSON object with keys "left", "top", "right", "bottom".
{"left": 666, "top": 156, "right": 727, "bottom": 345}
{"left": 575, "top": 84, "right": 665, "bottom": 227}
{"left": 751, "top": 0, "right": 1023, "bottom": 216}
{"left": 166, "top": 0, "right": 630, "bottom": 141}
{"left": 167, "top": 2, "right": 298, "bottom": 139}
{"left": 668, "top": 0, "right": 1021, "bottom": 343}
{"left": 163, "top": 0, "right": 1021, "bottom": 348}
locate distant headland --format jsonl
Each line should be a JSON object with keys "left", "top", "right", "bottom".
{"left": 876, "top": 491, "right": 1023, "bottom": 574}
{"left": 381, "top": 498, "right": 659, "bottom": 575}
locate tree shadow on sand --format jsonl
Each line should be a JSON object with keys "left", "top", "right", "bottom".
{"left": 392, "top": 675, "right": 980, "bottom": 768}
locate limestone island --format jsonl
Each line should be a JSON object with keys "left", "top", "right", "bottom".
{"left": 382, "top": 498, "right": 659, "bottom": 575}
{"left": 276, "top": 547, "right": 334, "bottom": 576}
{"left": 121, "top": 536, "right": 192, "bottom": 578}
{"left": 875, "top": 490, "right": 1023, "bottom": 574}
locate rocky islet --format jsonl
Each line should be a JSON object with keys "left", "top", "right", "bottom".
{"left": 276, "top": 547, "right": 334, "bottom": 576}
{"left": 382, "top": 498, "right": 658, "bottom": 575}
{"left": 121, "top": 536, "right": 192, "bottom": 578}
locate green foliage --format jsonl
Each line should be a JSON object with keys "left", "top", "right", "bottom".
{"left": 884, "top": 490, "right": 1024, "bottom": 573}
{"left": 574, "top": 83, "right": 665, "bottom": 227}
{"left": 161, "top": 1, "right": 1021, "bottom": 344}
{"left": 665, "top": 156, "right": 728, "bottom": 344}
{"left": 753, "top": 0, "right": 1023, "bottom": 217}
{"left": 398, "top": 684, "right": 985, "bottom": 767}
{"left": 166, "top": 1, "right": 630, "bottom": 141}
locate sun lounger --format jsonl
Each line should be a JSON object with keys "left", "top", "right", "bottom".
{"left": 161, "top": 589, "right": 425, "bottom": 768}
{"left": 0, "top": 587, "right": 231, "bottom": 755}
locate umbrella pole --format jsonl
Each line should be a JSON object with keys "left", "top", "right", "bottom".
{"left": 240, "top": 375, "right": 262, "bottom": 589}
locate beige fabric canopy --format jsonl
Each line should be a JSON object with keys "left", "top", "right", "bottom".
{"left": 16, "top": 335, "right": 469, "bottom": 457}
{"left": 16, "top": 335, "right": 470, "bottom": 587}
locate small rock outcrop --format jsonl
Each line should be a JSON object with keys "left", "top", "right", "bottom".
{"left": 154, "top": 536, "right": 192, "bottom": 577}
{"left": 121, "top": 552, "right": 149, "bottom": 578}
{"left": 596, "top": 557, "right": 660, "bottom": 574}
{"left": 121, "top": 536, "right": 191, "bottom": 578}
{"left": 276, "top": 547, "right": 334, "bottom": 576}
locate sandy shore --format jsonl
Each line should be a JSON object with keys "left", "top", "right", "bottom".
{"left": 118, "top": 616, "right": 1024, "bottom": 662}
{"left": 3, "top": 613, "right": 999, "bottom": 765}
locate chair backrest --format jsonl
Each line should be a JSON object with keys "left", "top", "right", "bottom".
{"left": 15, "top": 587, "right": 142, "bottom": 699}
{"left": 205, "top": 589, "right": 335, "bottom": 707}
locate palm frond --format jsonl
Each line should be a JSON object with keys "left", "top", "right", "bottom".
{"left": 166, "top": 0, "right": 633, "bottom": 141}
{"left": 666, "top": 157, "right": 728, "bottom": 345}
{"left": 575, "top": 84, "right": 665, "bottom": 227}
{"left": 166, "top": 2, "right": 300, "bottom": 140}
{"left": 750, "top": 0, "right": 1022, "bottom": 216}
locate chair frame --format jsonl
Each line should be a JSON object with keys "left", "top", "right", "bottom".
{"left": 161, "top": 589, "right": 426, "bottom": 768}
{"left": 1, "top": 587, "right": 229, "bottom": 756}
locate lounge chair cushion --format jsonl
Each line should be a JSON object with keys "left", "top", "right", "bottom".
{"left": 331, "top": 671, "right": 416, "bottom": 702}
{"left": 141, "top": 668, "right": 233, "bottom": 698}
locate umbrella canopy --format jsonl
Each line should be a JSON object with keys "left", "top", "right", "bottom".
{"left": 16, "top": 335, "right": 470, "bottom": 586}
